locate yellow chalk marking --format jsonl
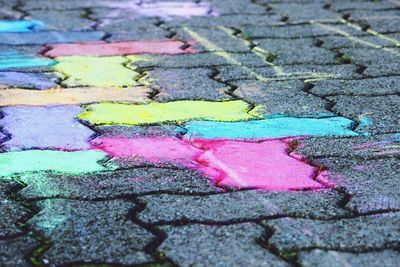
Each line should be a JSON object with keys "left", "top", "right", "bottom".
{"left": 54, "top": 56, "right": 142, "bottom": 87}
{"left": 0, "top": 87, "right": 151, "bottom": 106}
{"left": 78, "top": 100, "right": 261, "bottom": 126}
{"left": 218, "top": 26, "right": 286, "bottom": 75}
{"left": 182, "top": 26, "right": 278, "bottom": 82}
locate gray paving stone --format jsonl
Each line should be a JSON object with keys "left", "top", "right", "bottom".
{"left": 174, "top": 27, "right": 251, "bottom": 53}
{"left": 0, "top": 31, "right": 105, "bottom": 45}
{"left": 315, "top": 157, "right": 400, "bottom": 214}
{"left": 297, "top": 134, "right": 400, "bottom": 159}
{"left": 138, "top": 189, "right": 350, "bottom": 224}
{"left": 97, "top": 17, "right": 169, "bottom": 41}
{"left": 268, "top": 3, "right": 339, "bottom": 23}
{"left": 19, "top": 168, "right": 219, "bottom": 200}
{"left": 27, "top": 9, "right": 94, "bottom": 31}
{"left": 216, "top": 64, "right": 360, "bottom": 81}
{"left": 339, "top": 47, "right": 400, "bottom": 65}
{"left": 0, "top": 6, "right": 22, "bottom": 19}
{"left": 234, "top": 80, "right": 330, "bottom": 116}
{"left": 160, "top": 223, "right": 289, "bottom": 267}
{"left": 131, "top": 52, "right": 269, "bottom": 69}
{"left": 298, "top": 249, "right": 400, "bottom": 267}
{"left": 29, "top": 199, "right": 154, "bottom": 266}
{"left": 254, "top": 38, "right": 336, "bottom": 65}
{"left": 344, "top": 10, "right": 400, "bottom": 31}
{"left": 241, "top": 24, "right": 322, "bottom": 39}
{"left": 264, "top": 212, "right": 400, "bottom": 252}
{"left": 0, "top": 235, "right": 40, "bottom": 267}
{"left": 166, "top": 14, "right": 284, "bottom": 28}
{"left": 365, "top": 18, "right": 400, "bottom": 34}
{"left": 144, "top": 68, "right": 231, "bottom": 101}
{"left": 332, "top": 1, "right": 398, "bottom": 11}
{"left": 211, "top": 0, "right": 269, "bottom": 15}
{"left": 310, "top": 76, "right": 400, "bottom": 96}
{"left": 0, "top": 180, "right": 30, "bottom": 238}
{"left": 329, "top": 95, "right": 400, "bottom": 134}
{"left": 362, "top": 62, "right": 400, "bottom": 77}
{"left": 320, "top": 34, "right": 400, "bottom": 49}
{"left": 0, "top": 71, "right": 59, "bottom": 89}
{"left": 240, "top": 24, "right": 361, "bottom": 39}
{"left": 216, "top": 65, "right": 276, "bottom": 81}
{"left": 94, "top": 125, "right": 182, "bottom": 138}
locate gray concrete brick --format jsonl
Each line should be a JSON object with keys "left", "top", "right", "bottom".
{"left": 264, "top": 212, "right": 400, "bottom": 252}
{"left": 138, "top": 189, "right": 349, "bottom": 224}
{"left": 160, "top": 223, "right": 289, "bottom": 267}
{"left": 30, "top": 199, "right": 154, "bottom": 266}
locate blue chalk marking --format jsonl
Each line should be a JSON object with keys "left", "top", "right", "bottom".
{"left": 183, "top": 116, "right": 360, "bottom": 139}
{"left": 0, "top": 51, "right": 56, "bottom": 70}
{"left": 0, "top": 20, "right": 44, "bottom": 33}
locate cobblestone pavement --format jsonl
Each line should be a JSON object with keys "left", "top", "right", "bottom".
{"left": 0, "top": 0, "right": 400, "bottom": 266}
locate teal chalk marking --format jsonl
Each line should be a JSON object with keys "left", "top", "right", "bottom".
{"left": 358, "top": 117, "right": 372, "bottom": 137}
{"left": 183, "top": 116, "right": 360, "bottom": 139}
{"left": 0, "top": 150, "right": 116, "bottom": 179}
{"left": 0, "top": 20, "right": 44, "bottom": 32}
{"left": 0, "top": 51, "right": 56, "bottom": 69}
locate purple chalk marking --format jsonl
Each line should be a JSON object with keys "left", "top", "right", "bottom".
{"left": 0, "top": 131, "right": 7, "bottom": 143}
{"left": 0, "top": 106, "right": 94, "bottom": 151}
{"left": 101, "top": 1, "right": 218, "bottom": 20}
{"left": 0, "top": 71, "right": 57, "bottom": 89}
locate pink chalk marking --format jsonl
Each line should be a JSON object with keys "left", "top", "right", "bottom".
{"left": 92, "top": 137, "right": 333, "bottom": 191}
{"left": 44, "top": 40, "right": 196, "bottom": 57}
{"left": 192, "top": 139, "right": 327, "bottom": 190}
{"left": 91, "top": 137, "right": 201, "bottom": 167}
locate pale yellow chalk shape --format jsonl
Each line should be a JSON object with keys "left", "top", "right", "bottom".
{"left": 0, "top": 87, "right": 151, "bottom": 106}
{"left": 79, "top": 100, "right": 262, "bottom": 126}
{"left": 54, "top": 56, "right": 142, "bottom": 87}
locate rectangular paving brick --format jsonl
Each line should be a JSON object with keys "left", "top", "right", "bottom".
{"left": 0, "top": 106, "right": 95, "bottom": 151}
{"left": 0, "top": 20, "right": 43, "bottom": 32}
{"left": 0, "top": 31, "right": 105, "bottom": 45}
{"left": 138, "top": 189, "right": 349, "bottom": 223}
{"left": 44, "top": 40, "right": 195, "bottom": 57}
{"left": 30, "top": 199, "right": 154, "bottom": 266}
{"left": 0, "top": 51, "right": 55, "bottom": 70}
{"left": 0, "top": 87, "right": 151, "bottom": 106}
{"left": 54, "top": 56, "right": 141, "bottom": 87}
{"left": 265, "top": 212, "right": 400, "bottom": 252}
{"left": 0, "top": 71, "right": 57, "bottom": 89}
{"left": 79, "top": 100, "right": 256, "bottom": 126}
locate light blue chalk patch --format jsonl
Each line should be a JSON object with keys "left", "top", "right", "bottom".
{"left": 183, "top": 116, "right": 360, "bottom": 139}
{"left": 0, "top": 20, "right": 44, "bottom": 32}
{"left": 358, "top": 117, "right": 372, "bottom": 127}
{"left": 357, "top": 117, "right": 372, "bottom": 137}
{"left": 0, "top": 51, "right": 56, "bottom": 69}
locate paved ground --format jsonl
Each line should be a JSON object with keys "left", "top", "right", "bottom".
{"left": 0, "top": 0, "right": 400, "bottom": 266}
